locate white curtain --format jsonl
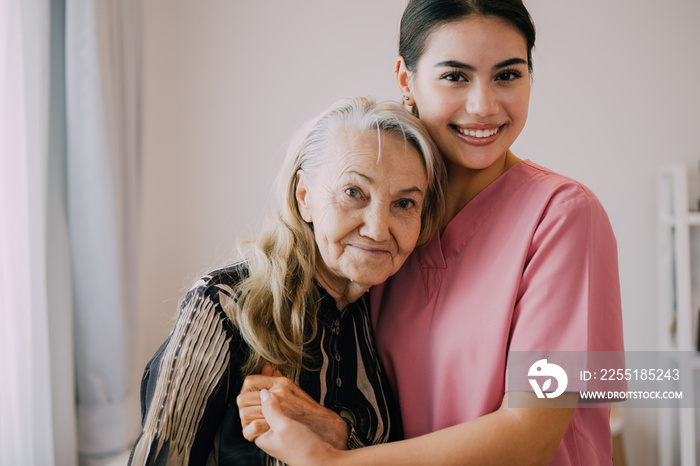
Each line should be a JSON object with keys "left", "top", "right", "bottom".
{"left": 0, "top": 0, "right": 56, "bottom": 464}
{"left": 65, "top": 0, "right": 143, "bottom": 464}
{"left": 47, "top": 0, "right": 80, "bottom": 464}
{"left": 0, "top": 0, "right": 143, "bottom": 464}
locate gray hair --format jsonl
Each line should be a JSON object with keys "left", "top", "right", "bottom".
{"left": 281, "top": 95, "right": 445, "bottom": 245}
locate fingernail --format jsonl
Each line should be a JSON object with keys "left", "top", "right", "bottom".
{"left": 260, "top": 388, "right": 269, "bottom": 403}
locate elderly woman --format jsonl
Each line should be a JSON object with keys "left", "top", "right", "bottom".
{"left": 129, "top": 96, "right": 445, "bottom": 465}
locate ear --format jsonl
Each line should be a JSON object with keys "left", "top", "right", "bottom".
{"left": 295, "top": 170, "right": 313, "bottom": 223}
{"left": 396, "top": 56, "right": 415, "bottom": 106}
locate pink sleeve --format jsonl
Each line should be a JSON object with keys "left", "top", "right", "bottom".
{"left": 509, "top": 186, "right": 624, "bottom": 353}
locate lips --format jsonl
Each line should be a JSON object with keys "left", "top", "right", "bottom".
{"left": 349, "top": 244, "right": 392, "bottom": 258}
{"left": 450, "top": 124, "right": 504, "bottom": 145}
{"left": 454, "top": 126, "right": 501, "bottom": 138}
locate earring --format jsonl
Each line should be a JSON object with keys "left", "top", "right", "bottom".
{"left": 402, "top": 95, "right": 410, "bottom": 102}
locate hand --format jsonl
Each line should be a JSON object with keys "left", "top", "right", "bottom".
{"left": 237, "top": 367, "right": 350, "bottom": 449}
{"left": 255, "top": 389, "right": 341, "bottom": 466}
{"left": 237, "top": 365, "right": 279, "bottom": 441}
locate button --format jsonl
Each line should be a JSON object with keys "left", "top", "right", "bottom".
{"left": 336, "top": 378, "right": 342, "bottom": 387}
{"left": 335, "top": 352, "right": 341, "bottom": 362}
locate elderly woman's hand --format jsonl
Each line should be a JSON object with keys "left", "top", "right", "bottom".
{"left": 237, "top": 367, "right": 350, "bottom": 450}
{"left": 254, "top": 389, "right": 341, "bottom": 466}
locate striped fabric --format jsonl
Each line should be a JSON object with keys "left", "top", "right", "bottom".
{"left": 129, "top": 264, "right": 401, "bottom": 465}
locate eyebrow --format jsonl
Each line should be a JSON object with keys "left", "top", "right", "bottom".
{"left": 434, "top": 57, "right": 527, "bottom": 71}
{"left": 346, "top": 170, "right": 424, "bottom": 195}
{"left": 398, "top": 186, "right": 425, "bottom": 196}
{"left": 347, "top": 170, "right": 374, "bottom": 183}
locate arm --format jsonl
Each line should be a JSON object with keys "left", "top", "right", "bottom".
{"left": 256, "top": 390, "right": 576, "bottom": 466}
{"left": 129, "top": 283, "right": 235, "bottom": 465}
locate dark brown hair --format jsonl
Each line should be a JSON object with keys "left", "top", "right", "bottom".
{"left": 399, "top": 0, "right": 536, "bottom": 74}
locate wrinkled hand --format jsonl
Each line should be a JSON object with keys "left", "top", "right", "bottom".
{"left": 255, "top": 389, "right": 340, "bottom": 466}
{"left": 237, "top": 366, "right": 349, "bottom": 450}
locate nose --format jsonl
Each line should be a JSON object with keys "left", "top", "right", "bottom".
{"left": 466, "top": 81, "right": 498, "bottom": 117}
{"left": 359, "top": 205, "right": 391, "bottom": 243}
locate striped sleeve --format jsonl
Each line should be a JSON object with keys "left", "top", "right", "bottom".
{"left": 347, "top": 425, "right": 368, "bottom": 449}
{"left": 129, "top": 278, "right": 235, "bottom": 466}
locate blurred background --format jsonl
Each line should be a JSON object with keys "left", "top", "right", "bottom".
{"left": 2, "top": 0, "right": 700, "bottom": 465}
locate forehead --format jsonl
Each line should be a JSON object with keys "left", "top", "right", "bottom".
{"left": 422, "top": 15, "right": 527, "bottom": 63}
{"left": 322, "top": 128, "right": 426, "bottom": 180}
{"left": 328, "top": 127, "right": 382, "bottom": 161}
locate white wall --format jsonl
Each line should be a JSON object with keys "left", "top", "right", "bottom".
{"left": 140, "top": 1, "right": 700, "bottom": 465}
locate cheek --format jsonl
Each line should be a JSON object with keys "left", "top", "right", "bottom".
{"left": 504, "top": 89, "right": 530, "bottom": 121}
{"left": 316, "top": 203, "right": 356, "bottom": 248}
{"left": 418, "top": 101, "right": 462, "bottom": 147}
{"left": 517, "top": 96, "right": 530, "bottom": 122}
{"left": 423, "top": 93, "right": 458, "bottom": 123}
{"left": 500, "top": 97, "right": 529, "bottom": 145}
{"left": 414, "top": 81, "right": 455, "bottom": 119}
{"left": 396, "top": 217, "right": 423, "bottom": 254}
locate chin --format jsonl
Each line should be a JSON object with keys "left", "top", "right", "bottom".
{"left": 351, "top": 270, "right": 389, "bottom": 288}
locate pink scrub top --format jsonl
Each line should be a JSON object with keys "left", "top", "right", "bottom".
{"left": 371, "top": 160, "right": 624, "bottom": 465}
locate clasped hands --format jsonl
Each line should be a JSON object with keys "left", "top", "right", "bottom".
{"left": 236, "top": 365, "right": 350, "bottom": 451}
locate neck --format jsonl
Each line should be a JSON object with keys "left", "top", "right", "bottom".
{"left": 442, "top": 151, "right": 521, "bottom": 230}
{"left": 314, "top": 266, "right": 369, "bottom": 310}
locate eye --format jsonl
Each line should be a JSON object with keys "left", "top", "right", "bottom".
{"left": 341, "top": 185, "right": 367, "bottom": 203}
{"left": 396, "top": 199, "right": 416, "bottom": 209}
{"left": 495, "top": 69, "right": 524, "bottom": 82}
{"left": 441, "top": 71, "right": 467, "bottom": 83}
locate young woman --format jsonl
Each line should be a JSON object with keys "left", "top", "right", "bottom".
{"left": 128, "top": 96, "right": 446, "bottom": 465}
{"left": 247, "top": 1, "right": 624, "bottom": 465}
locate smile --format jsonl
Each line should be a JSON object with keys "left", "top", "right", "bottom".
{"left": 453, "top": 125, "right": 502, "bottom": 138}
{"left": 350, "top": 245, "right": 391, "bottom": 258}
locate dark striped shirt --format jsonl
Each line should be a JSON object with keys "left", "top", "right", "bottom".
{"left": 130, "top": 263, "right": 401, "bottom": 465}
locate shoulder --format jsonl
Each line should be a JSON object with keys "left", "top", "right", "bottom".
{"left": 185, "top": 262, "right": 248, "bottom": 304}
{"left": 180, "top": 261, "right": 249, "bottom": 331}
{"left": 499, "top": 161, "right": 616, "bottom": 249}
{"left": 512, "top": 162, "right": 617, "bottom": 256}
{"left": 517, "top": 160, "right": 608, "bottom": 217}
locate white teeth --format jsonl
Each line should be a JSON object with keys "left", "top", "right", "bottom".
{"left": 455, "top": 126, "right": 500, "bottom": 138}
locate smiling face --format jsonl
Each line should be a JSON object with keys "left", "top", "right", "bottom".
{"left": 399, "top": 15, "right": 531, "bottom": 177}
{"left": 296, "top": 128, "right": 428, "bottom": 293}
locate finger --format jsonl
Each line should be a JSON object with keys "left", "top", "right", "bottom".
{"left": 255, "top": 390, "right": 318, "bottom": 463}
{"left": 261, "top": 364, "right": 275, "bottom": 376}
{"left": 258, "top": 389, "right": 290, "bottom": 432}
{"left": 241, "top": 374, "right": 299, "bottom": 396}
{"left": 238, "top": 388, "right": 304, "bottom": 425}
{"left": 242, "top": 418, "right": 270, "bottom": 442}
{"left": 239, "top": 405, "right": 264, "bottom": 425}
{"left": 240, "top": 374, "right": 278, "bottom": 393}
{"left": 237, "top": 391, "right": 264, "bottom": 409}
{"left": 242, "top": 375, "right": 309, "bottom": 406}
{"left": 238, "top": 388, "right": 299, "bottom": 414}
